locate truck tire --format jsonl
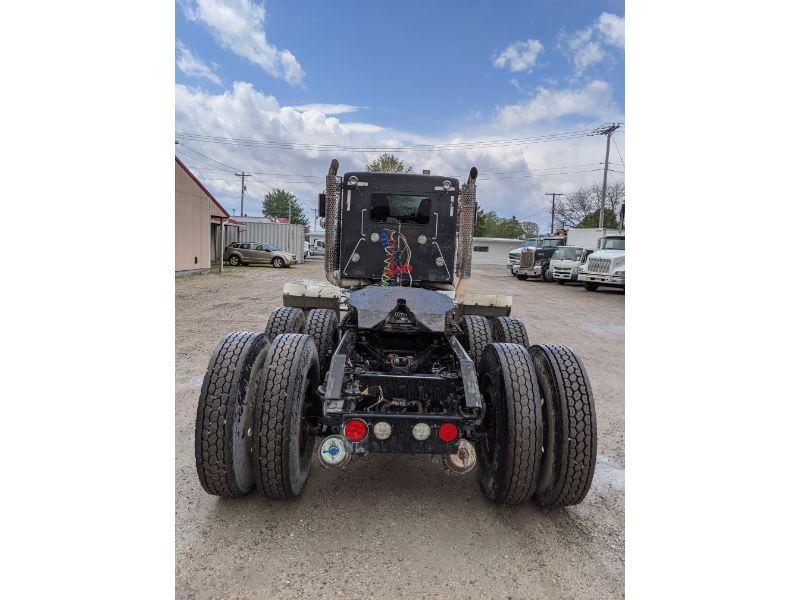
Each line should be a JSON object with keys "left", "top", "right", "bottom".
{"left": 491, "top": 316, "right": 530, "bottom": 347}
{"left": 195, "top": 331, "right": 268, "bottom": 497}
{"left": 265, "top": 307, "right": 305, "bottom": 342}
{"left": 302, "top": 308, "right": 339, "bottom": 376}
{"left": 542, "top": 266, "right": 554, "bottom": 283}
{"left": 252, "top": 334, "right": 320, "bottom": 499}
{"left": 477, "top": 343, "right": 543, "bottom": 505}
{"left": 515, "top": 274, "right": 528, "bottom": 281}
{"left": 584, "top": 282, "right": 599, "bottom": 291}
{"left": 459, "top": 315, "right": 494, "bottom": 364}
{"left": 529, "top": 344, "right": 596, "bottom": 507}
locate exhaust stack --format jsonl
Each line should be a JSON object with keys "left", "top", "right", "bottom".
{"left": 324, "top": 159, "right": 341, "bottom": 285}
{"left": 455, "top": 167, "right": 478, "bottom": 298}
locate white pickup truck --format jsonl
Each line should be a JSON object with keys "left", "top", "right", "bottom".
{"left": 309, "top": 239, "right": 326, "bottom": 256}
{"left": 578, "top": 233, "right": 625, "bottom": 291}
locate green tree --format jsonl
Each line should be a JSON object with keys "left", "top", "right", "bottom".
{"left": 555, "top": 181, "right": 625, "bottom": 228}
{"left": 576, "top": 208, "right": 619, "bottom": 229}
{"left": 262, "top": 188, "right": 309, "bottom": 231}
{"left": 366, "top": 153, "right": 413, "bottom": 173}
{"left": 473, "top": 204, "right": 525, "bottom": 238}
{"left": 498, "top": 215, "right": 525, "bottom": 239}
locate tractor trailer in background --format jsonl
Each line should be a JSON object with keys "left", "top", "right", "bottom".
{"left": 565, "top": 228, "right": 622, "bottom": 252}
{"left": 551, "top": 228, "right": 623, "bottom": 285}
{"left": 509, "top": 236, "right": 566, "bottom": 281}
{"left": 578, "top": 232, "right": 625, "bottom": 291}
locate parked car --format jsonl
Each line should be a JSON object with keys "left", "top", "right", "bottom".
{"left": 224, "top": 242, "right": 297, "bottom": 268}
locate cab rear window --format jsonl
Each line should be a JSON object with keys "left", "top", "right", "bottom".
{"left": 369, "top": 193, "right": 430, "bottom": 224}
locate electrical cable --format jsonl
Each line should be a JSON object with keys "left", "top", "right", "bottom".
{"left": 175, "top": 127, "right": 601, "bottom": 153}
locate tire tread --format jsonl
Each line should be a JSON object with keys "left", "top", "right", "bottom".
{"left": 479, "top": 343, "right": 542, "bottom": 505}
{"left": 531, "top": 344, "right": 597, "bottom": 507}
{"left": 492, "top": 316, "right": 530, "bottom": 347}
{"left": 265, "top": 307, "right": 305, "bottom": 341}
{"left": 195, "top": 331, "right": 267, "bottom": 497}
{"left": 252, "top": 333, "right": 318, "bottom": 499}
{"left": 461, "top": 315, "right": 494, "bottom": 363}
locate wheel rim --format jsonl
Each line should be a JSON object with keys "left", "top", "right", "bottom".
{"left": 297, "top": 377, "right": 314, "bottom": 458}
{"left": 230, "top": 256, "right": 239, "bottom": 265}
{"left": 478, "top": 373, "right": 498, "bottom": 467}
{"left": 274, "top": 258, "right": 284, "bottom": 268}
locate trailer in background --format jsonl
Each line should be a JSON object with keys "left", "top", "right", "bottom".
{"left": 566, "top": 228, "right": 623, "bottom": 251}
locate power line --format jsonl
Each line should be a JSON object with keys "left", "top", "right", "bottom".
{"left": 175, "top": 127, "right": 604, "bottom": 153}
{"left": 482, "top": 168, "right": 606, "bottom": 181}
{"left": 176, "top": 164, "right": 612, "bottom": 180}
{"left": 485, "top": 162, "right": 604, "bottom": 176}
{"left": 612, "top": 136, "right": 625, "bottom": 167}
{"left": 175, "top": 142, "right": 239, "bottom": 171}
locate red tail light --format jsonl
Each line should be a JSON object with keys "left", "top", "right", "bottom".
{"left": 438, "top": 422, "right": 459, "bottom": 443}
{"left": 344, "top": 419, "right": 368, "bottom": 442}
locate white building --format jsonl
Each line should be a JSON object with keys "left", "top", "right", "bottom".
{"left": 469, "top": 237, "right": 524, "bottom": 265}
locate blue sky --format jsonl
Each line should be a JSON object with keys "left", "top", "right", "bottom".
{"left": 176, "top": 0, "right": 624, "bottom": 229}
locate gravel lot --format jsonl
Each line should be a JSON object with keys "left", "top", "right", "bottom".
{"left": 176, "top": 259, "right": 624, "bottom": 599}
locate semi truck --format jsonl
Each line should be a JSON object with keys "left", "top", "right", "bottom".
{"left": 193, "top": 160, "right": 597, "bottom": 508}
{"left": 509, "top": 236, "right": 566, "bottom": 281}
{"left": 578, "top": 233, "right": 625, "bottom": 291}
{"left": 566, "top": 227, "right": 623, "bottom": 251}
{"left": 506, "top": 238, "right": 541, "bottom": 273}
{"left": 550, "top": 228, "right": 622, "bottom": 284}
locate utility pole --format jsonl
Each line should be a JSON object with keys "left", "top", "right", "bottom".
{"left": 234, "top": 171, "right": 251, "bottom": 217}
{"left": 546, "top": 193, "right": 565, "bottom": 234}
{"left": 596, "top": 123, "right": 620, "bottom": 229}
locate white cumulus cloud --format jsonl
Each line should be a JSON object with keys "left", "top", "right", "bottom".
{"left": 180, "top": 0, "right": 304, "bottom": 85}
{"left": 175, "top": 82, "right": 622, "bottom": 228}
{"left": 495, "top": 80, "right": 618, "bottom": 128}
{"left": 176, "top": 40, "right": 222, "bottom": 85}
{"left": 596, "top": 12, "right": 625, "bottom": 48}
{"left": 559, "top": 12, "right": 624, "bottom": 75}
{"left": 287, "top": 103, "right": 362, "bottom": 115}
{"left": 493, "top": 39, "right": 544, "bottom": 72}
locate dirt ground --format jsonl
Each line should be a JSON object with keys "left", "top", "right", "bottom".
{"left": 176, "top": 259, "right": 624, "bottom": 599}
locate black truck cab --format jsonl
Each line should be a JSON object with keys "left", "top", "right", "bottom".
{"left": 335, "top": 172, "right": 460, "bottom": 287}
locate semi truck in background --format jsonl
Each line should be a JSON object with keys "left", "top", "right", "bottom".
{"left": 578, "top": 232, "right": 625, "bottom": 291}
{"left": 506, "top": 238, "right": 542, "bottom": 272}
{"left": 509, "top": 235, "right": 566, "bottom": 281}
{"left": 551, "top": 228, "right": 623, "bottom": 285}
{"left": 566, "top": 228, "right": 623, "bottom": 251}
